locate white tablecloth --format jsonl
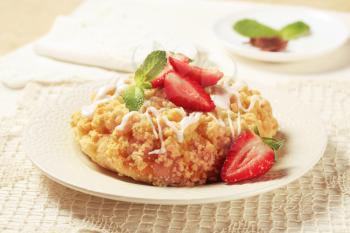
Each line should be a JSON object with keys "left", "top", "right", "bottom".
{"left": 1, "top": 0, "right": 350, "bottom": 232}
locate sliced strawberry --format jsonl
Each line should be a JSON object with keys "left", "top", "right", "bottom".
{"left": 164, "top": 72, "right": 215, "bottom": 112}
{"left": 220, "top": 130, "right": 275, "bottom": 184}
{"left": 169, "top": 56, "right": 223, "bottom": 87}
{"left": 171, "top": 53, "right": 192, "bottom": 63}
{"left": 151, "top": 67, "right": 171, "bottom": 88}
{"left": 151, "top": 54, "right": 191, "bottom": 88}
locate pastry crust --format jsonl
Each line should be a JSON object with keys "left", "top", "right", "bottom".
{"left": 71, "top": 80, "right": 278, "bottom": 186}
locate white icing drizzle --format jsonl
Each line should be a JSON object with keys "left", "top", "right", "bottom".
{"left": 210, "top": 78, "right": 260, "bottom": 139}
{"left": 237, "top": 111, "right": 241, "bottom": 135}
{"left": 146, "top": 110, "right": 203, "bottom": 154}
{"left": 143, "top": 104, "right": 163, "bottom": 140}
{"left": 161, "top": 117, "right": 180, "bottom": 136}
{"left": 115, "top": 111, "right": 139, "bottom": 131}
{"left": 210, "top": 79, "right": 246, "bottom": 110}
{"left": 81, "top": 97, "right": 114, "bottom": 117}
{"left": 145, "top": 113, "right": 159, "bottom": 139}
{"left": 81, "top": 76, "right": 130, "bottom": 117}
{"left": 114, "top": 77, "right": 129, "bottom": 95}
{"left": 146, "top": 107, "right": 166, "bottom": 155}
{"left": 210, "top": 94, "right": 230, "bottom": 109}
{"left": 148, "top": 112, "right": 202, "bottom": 154}
{"left": 94, "top": 85, "right": 113, "bottom": 100}
{"left": 82, "top": 74, "right": 261, "bottom": 155}
{"left": 177, "top": 112, "right": 202, "bottom": 142}
{"left": 145, "top": 107, "right": 202, "bottom": 148}
{"left": 225, "top": 80, "right": 259, "bottom": 113}
{"left": 207, "top": 113, "right": 225, "bottom": 127}
{"left": 176, "top": 107, "right": 187, "bottom": 118}
{"left": 226, "top": 110, "right": 235, "bottom": 139}
{"left": 234, "top": 94, "right": 259, "bottom": 113}
{"left": 148, "top": 148, "right": 165, "bottom": 155}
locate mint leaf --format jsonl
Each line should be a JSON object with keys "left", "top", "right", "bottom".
{"left": 140, "top": 81, "right": 152, "bottom": 89}
{"left": 280, "top": 21, "right": 310, "bottom": 40}
{"left": 122, "top": 85, "right": 144, "bottom": 111}
{"left": 233, "top": 19, "right": 310, "bottom": 42}
{"left": 135, "top": 50, "right": 167, "bottom": 86}
{"left": 233, "top": 19, "right": 280, "bottom": 38}
{"left": 123, "top": 50, "right": 167, "bottom": 111}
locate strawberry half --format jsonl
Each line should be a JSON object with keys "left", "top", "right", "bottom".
{"left": 171, "top": 53, "right": 192, "bottom": 63}
{"left": 169, "top": 56, "right": 223, "bottom": 87}
{"left": 220, "top": 130, "right": 275, "bottom": 184}
{"left": 151, "top": 53, "right": 191, "bottom": 88}
{"left": 164, "top": 72, "right": 215, "bottom": 112}
{"left": 151, "top": 67, "right": 172, "bottom": 88}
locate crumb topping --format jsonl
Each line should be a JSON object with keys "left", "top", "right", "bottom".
{"left": 71, "top": 76, "right": 278, "bottom": 186}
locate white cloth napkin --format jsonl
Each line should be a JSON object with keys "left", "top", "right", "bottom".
{"left": 34, "top": 0, "right": 252, "bottom": 74}
{"left": 34, "top": 16, "right": 198, "bottom": 72}
{"left": 0, "top": 45, "right": 119, "bottom": 89}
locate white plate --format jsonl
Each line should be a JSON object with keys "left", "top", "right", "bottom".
{"left": 213, "top": 6, "right": 349, "bottom": 62}
{"left": 23, "top": 82, "right": 327, "bottom": 205}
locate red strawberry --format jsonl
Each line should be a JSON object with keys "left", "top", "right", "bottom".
{"left": 171, "top": 53, "right": 192, "bottom": 63}
{"left": 164, "top": 72, "right": 215, "bottom": 112}
{"left": 151, "top": 54, "right": 191, "bottom": 88}
{"left": 151, "top": 67, "right": 171, "bottom": 88}
{"left": 220, "top": 130, "right": 275, "bottom": 184}
{"left": 169, "top": 56, "right": 223, "bottom": 87}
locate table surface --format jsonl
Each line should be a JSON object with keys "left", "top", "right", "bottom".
{"left": 0, "top": 0, "right": 81, "bottom": 56}
{"left": 0, "top": 1, "right": 349, "bottom": 232}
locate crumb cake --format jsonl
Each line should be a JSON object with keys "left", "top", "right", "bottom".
{"left": 71, "top": 51, "right": 279, "bottom": 187}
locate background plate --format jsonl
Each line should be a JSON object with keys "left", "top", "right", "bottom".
{"left": 23, "top": 81, "right": 327, "bottom": 205}
{"left": 213, "top": 6, "right": 349, "bottom": 62}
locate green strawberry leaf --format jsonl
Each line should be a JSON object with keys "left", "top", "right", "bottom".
{"left": 253, "top": 126, "right": 260, "bottom": 136}
{"left": 122, "top": 85, "right": 144, "bottom": 111}
{"left": 262, "top": 137, "right": 284, "bottom": 161}
{"left": 262, "top": 137, "right": 283, "bottom": 151}
{"left": 253, "top": 126, "right": 283, "bottom": 161}
{"left": 135, "top": 50, "right": 167, "bottom": 85}
{"left": 280, "top": 21, "right": 310, "bottom": 40}
{"left": 233, "top": 19, "right": 280, "bottom": 38}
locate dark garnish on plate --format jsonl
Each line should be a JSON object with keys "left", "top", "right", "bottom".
{"left": 233, "top": 19, "right": 310, "bottom": 52}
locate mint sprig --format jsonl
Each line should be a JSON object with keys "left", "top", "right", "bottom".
{"left": 135, "top": 50, "right": 167, "bottom": 89}
{"left": 233, "top": 19, "right": 310, "bottom": 41}
{"left": 280, "top": 21, "right": 310, "bottom": 40}
{"left": 234, "top": 19, "right": 280, "bottom": 38}
{"left": 122, "top": 50, "right": 167, "bottom": 111}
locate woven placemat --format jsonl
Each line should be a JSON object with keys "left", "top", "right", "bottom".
{"left": 0, "top": 81, "right": 349, "bottom": 233}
